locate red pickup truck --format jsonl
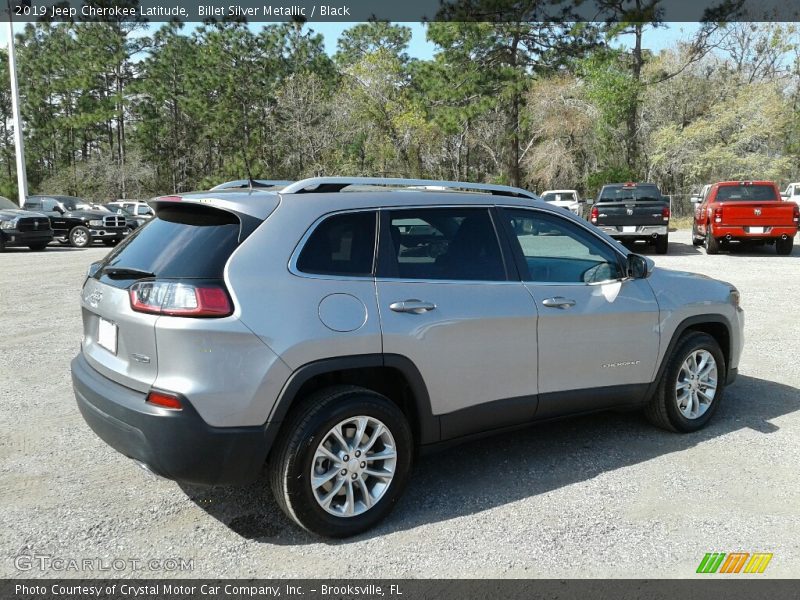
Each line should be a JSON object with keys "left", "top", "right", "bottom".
{"left": 691, "top": 181, "right": 799, "bottom": 255}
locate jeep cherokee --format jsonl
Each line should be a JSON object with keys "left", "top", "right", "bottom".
{"left": 71, "top": 177, "right": 744, "bottom": 537}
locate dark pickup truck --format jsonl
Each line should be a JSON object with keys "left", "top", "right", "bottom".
{"left": 589, "top": 182, "right": 671, "bottom": 254}
{"left": 25, "top": 195, "right": 128, "bottom": 248}
{"left": 0, "top": 196, "right": 54, "bottom": 251}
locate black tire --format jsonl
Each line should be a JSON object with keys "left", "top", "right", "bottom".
{"left": 645, "top": 331, "right": 726, "bottom": 433}
{"left": 654, "top": 234, "right": 669, "bottom": 254}
{"left": 705, "top": 227, "right": 720, "bottom": 255}
{"left": 0, "top": 234, "right": 5, "bottom": 252}
{"left": 28, "top": 242, "right": 48, "bottom": 251}
{"left": 69, "top": 226, "right": 91, "bottom": 248}
{"left": 691, "top": 223, "right": 703, "bottom": 246}
{"left": 269, "top": 385, "right": 413, "bottom": 537}
{"left": 776, "top": 236, "right": 793, "bottom": 256}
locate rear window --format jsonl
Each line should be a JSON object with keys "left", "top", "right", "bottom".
{"left": 598, "top": 185, "right": 661, "bottom": 202}
{"left": 95, "top": 205, "right": 241, "bottom": 288}
{"left": 542, "top": 192, "right": 576, "bottom": 202}
{"left": 715, "top": 184, "right": 777, "bottom": 201}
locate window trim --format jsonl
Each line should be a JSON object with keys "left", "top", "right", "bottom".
{"left": 376, "top": 205, "right": 514, "bottom": 284}
{"left": 497, "top": 206, "right": 629, "bottom": 286}
{"left": 289, "top": 208, "right": 379, "bottom": 280}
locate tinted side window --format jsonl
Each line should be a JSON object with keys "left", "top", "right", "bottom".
{"left": 382, "top": 208, "right": 505, "bottom": 281}
{"left": 297, "top": 211, "right": 377, "bottom": 276}
{"left": 504, "top": 209, "right": 623, "bottom": 283}
{"left": 25, "top": 198, "right": 42, "bottom": 210}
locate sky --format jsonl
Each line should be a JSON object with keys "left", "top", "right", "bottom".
{"left": 0, "top": 21, "right": 702, "bottom": 57}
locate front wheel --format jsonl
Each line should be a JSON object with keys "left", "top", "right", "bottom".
{"left": 645, "top": 331, "right": 726, "bottom": 432}
{"left": 69, "top": 226, "right": 91, "bottom": 248}
{"left": 776, "top": 236, "right": 793, "bottom": 256}
{"left": 269, "top": 386, "right": 413, "bottom": 537}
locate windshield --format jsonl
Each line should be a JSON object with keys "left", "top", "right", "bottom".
{"left": 598, "top": 185, "right": 662, "bottom": 202}
{"left": 542, "top": 192, "right": 576, "bottom": 202}
{"left": 716, "top": 185, "right": 777, "bottom": 201}
{"left": 0, "top": 196, "right": 18, "bottom": 210}
{"left": 60, "top": 197, "right": 92, "bottom": 211}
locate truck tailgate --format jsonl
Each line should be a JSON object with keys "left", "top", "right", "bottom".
{"left": 595, "top": 201, "right": 667, "bottom": 226}
{"left": 717, "top": 201, "right": 796, "bottom": 226}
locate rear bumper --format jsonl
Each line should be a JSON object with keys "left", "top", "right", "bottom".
{"left": 1, "top": 230, "right": 54, "bottom": 246}
{"left": 71, "top": 353, "right": 275, "bottom": 485}
{"left": 710, "top": 225, "right": 798, "bottom": 239}
{"left": 597, "top": 224, "right": 668, "bottom": 238}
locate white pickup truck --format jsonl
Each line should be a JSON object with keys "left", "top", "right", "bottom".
{"left": 781, "top": 183, "right": 800, "bottom": 202}
{"left": 540, "top": 189, "right": 585, "bottom": 218}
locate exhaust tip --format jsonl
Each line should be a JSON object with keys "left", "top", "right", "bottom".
{"left": 726, "top": 234, "right": 732, "bottom": 240}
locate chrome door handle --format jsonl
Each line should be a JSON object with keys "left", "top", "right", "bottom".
{"left": 542, "top": 297, "right": 576, "bottom": 309}
{"left": 389, "top": 300, "right": 437, "bottom": 314}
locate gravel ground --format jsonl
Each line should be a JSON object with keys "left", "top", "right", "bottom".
{"left": 1, "top": 230, "right": 799, "bottom": 579}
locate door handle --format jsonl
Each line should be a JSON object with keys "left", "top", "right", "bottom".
{"left": 389, "top": 300, "right": 437, "bottom": 314}
{"left": 542, "top": 297, "right": 576, "bottom": 309}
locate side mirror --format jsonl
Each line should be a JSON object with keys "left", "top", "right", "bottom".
{"left": 781, "top": 192, "right": 789, "bottom": 199}
{"left": 690, "top": 196, "right": 701, "bottom": 204}
{"left": 52, "top": 205, "right": 64, "bottom": 214}
{"left": 627, "top": 254, "right": 650, "bottom": 279}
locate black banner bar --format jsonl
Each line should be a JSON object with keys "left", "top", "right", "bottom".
{"left": 2, "top": 0, "right": 800, "bottom": 23}
{"left": 3, "top": 580, "right": 800, "bottom": 600}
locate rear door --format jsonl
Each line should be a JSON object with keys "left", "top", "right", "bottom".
{"left": 498, "top": 208, "right": 660, "bottom": 417}
{"left": 375, "top": 206, "right": 539, "bottom": 439}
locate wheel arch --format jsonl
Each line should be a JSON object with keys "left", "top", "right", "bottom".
{"left": 648, "top": 314, "right": 732, "bottom": 399}
{"left": 268, "top": 354, "right": 439, "bottom": 447}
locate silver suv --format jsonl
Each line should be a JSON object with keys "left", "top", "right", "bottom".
{"left": 71, "top": 177, "right": 744, "bottom": 537}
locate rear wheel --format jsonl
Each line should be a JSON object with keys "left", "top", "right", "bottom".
{"left": 691, "top": 223, "right": 704, "bottom": 246}
{"left": 28, "top": 242, "right": 48, "bottom": 251}
{"left": 705, "top": 228, "right": 720, "bottom": 255}
{"left": 69, "top": 226, "right": 91, "bottom": 248}
{"left": 654, "top": 234, "right": 669, "bottom": 254}
{"left": 269, "top": 385, "right": 413, "bottom": 537}
{"left": 645, "top": 331, "right": 726, "bottom": 432}
{"left": 776, "top": 236, "right": 793, "bottom": 255}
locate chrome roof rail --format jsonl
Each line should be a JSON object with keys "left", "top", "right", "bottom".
{"left": 280, "top": 176, "right": 538, "bottom": 199}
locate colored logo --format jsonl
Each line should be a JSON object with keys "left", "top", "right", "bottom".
{"left": 697, "top": 552, "right": 773, "bottom": 574}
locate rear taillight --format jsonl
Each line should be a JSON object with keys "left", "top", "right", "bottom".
{"left": 713, "top": 207, "right": 723, "bottom": 224}
{"left": 661, "top": 206, "right": 670, "bottom": 220}
{"left": 793, "top": 204, "right": 799, "bottom": 223}
{"left": 129, "top": 280, "right": 232, "bottom": 317}
{"left": 590, "top": 206, "right": 599, "bottom": 224}
{"left": 146, "top": 391, "right": 183, "bottom": 410}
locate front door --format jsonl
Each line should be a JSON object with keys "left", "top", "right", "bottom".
{"left": 498, "top": 207, "right": 660, "bottom": 418}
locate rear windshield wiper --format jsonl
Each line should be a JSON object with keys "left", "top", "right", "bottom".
{"left": 101, "top": 267, "right": 157, "bottom": 279}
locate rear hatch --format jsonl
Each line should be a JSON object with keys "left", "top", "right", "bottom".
{"left": 79, "top": 201, "right": 262, "bottom": 392}
{"left": 594, "top": 184, "right": 668, "bottom": 227}
{"left": 713, "top": 183, "right": 795, "bottom": 228}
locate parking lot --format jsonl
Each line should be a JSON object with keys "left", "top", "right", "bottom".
{"left": 1, "top": 229, "right": 799, "bottom": 578}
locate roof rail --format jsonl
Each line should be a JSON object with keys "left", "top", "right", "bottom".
{"left": 280, "top": 177, "right": 538, "bottom": 199}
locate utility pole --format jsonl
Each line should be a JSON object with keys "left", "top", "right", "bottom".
{"left": 6, "top": 1, "right": 28, "bottom": 206}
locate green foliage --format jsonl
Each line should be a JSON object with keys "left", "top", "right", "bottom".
{"left": 0, "top": 20, "right": 797, "bottom": 200}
